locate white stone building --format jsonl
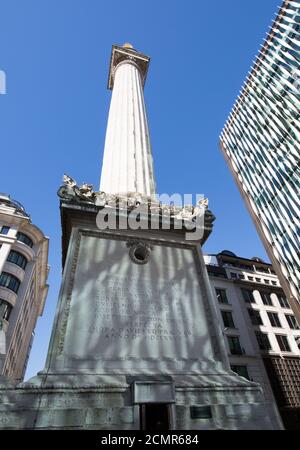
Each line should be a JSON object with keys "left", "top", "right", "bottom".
{"left": 204, "top": 250, "right": 300, "bottom": 429}
{"left": 0, "top": 193, "right": 49, "bottom": 382}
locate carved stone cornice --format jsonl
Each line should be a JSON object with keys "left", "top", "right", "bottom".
{"left": 108, "top": 45, "right": 150, "bottom": 90}
{"left": 58, "top": 174, "right": 214, "bottom": 230}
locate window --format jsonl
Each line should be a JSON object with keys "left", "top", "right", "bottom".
{"left": 0, "top": 272, "right": 21, "bottom": 293}
{"left": 208, "top": 271, "right": 227, "bottom": 279}
{"left": 278, "top": 295, "right": 290, "bottom": 309}
{"left": 276, "top": 335, "right": 291, "bottom": 352}
{"left": 242, "top": 289, "right": 255, "bottom": 303}
{"left": 248, "top": 308, "right": 263, "bottom": 325}
{"left": 16, "top": 232, "right": 33, "bottom": 248}
{"left": 255, "top": 278, "right": 261, "bottom": 283}
{"left": 261, "top": 292, "right": 273, "bottom": 306}
{"left": 264, "top": 279, "right": 270, "bottom": 285}
{"left": 255, "top": 332, "right": 272, "bottom": 351}
{"left": 285, "top": 315, "right": 299, "bottom": 330}
{"left": 7, "top": 250, "right": 27, "bottom": 270}
{"left": 215, "top": 288, "right": 228, "bottom": 304}
{"left": 240, "top": 264, "right": 254, "bottom": 272}
{"left": 0, "top": 299, "right": 13, "bottom": 321}
{"left": 0, "top": 226, "right": 10, "bottom": 235}
{"left": 256, "top": 266, "right": 269, "bottom": 274}
{"left": 227, "top": 336, "right": 243, "bottom": 355}
{"left": 221, "top": 311, "right": 235, "bottom": 329}
{"left": 267, "top": 312, "right": 282, "bottom": 328}
{"left": 230, "top": 272, "right": 238, "bottom": 279}
{"left": 231, "top": 365, "right": 250, "bottom": 380}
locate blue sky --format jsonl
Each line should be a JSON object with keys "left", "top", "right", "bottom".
{"left": 0, "top": 0, "right": 280, "bottom": 379}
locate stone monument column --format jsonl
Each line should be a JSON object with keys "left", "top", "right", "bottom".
{"left": 100, "top": 44, "right": 156, "bottom": 197}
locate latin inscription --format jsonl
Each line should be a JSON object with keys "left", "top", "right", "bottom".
{"left": 62, "top": 236, "right": 212, "bottom": 362}
{"left": 88, "top": 277, "right": 193, "bottom": 342}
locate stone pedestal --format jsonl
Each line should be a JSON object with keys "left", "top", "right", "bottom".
{"left": 0, "top": 374, "right": 281, "bottom": 429}
{"left": 0, "top": 197, "right": 283, "bottom": 429}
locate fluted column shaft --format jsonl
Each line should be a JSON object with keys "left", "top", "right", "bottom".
{"left": 100, "top": 60, "right": 156, "bottom": 196}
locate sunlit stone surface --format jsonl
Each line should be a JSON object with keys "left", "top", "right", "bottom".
{"left": 64, "top": 235, "right": 214, "bottom": 365}
{"left": 100, "top": 55, "right": 156, "bottom": 196}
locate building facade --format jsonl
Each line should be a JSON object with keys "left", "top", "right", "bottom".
{"left": 205, "top": 250, "right": 300, "bottom": 429}
{"left": 220, "top": 0, "right": 300, "bottom": 321}
{"left": 0, "top": 194, "right": 49, "bottom": 382}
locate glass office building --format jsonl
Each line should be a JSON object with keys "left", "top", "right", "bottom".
{"left": 220, "top": 0, "right": 300, "bottom": 320}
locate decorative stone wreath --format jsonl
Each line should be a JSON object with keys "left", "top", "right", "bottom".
{"left": 126, "top": 239, "right": 152, "bottom": 265}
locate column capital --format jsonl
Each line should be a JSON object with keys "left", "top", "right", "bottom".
{"left": 108, "top": 44, "right": 150, "bottom": 90}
